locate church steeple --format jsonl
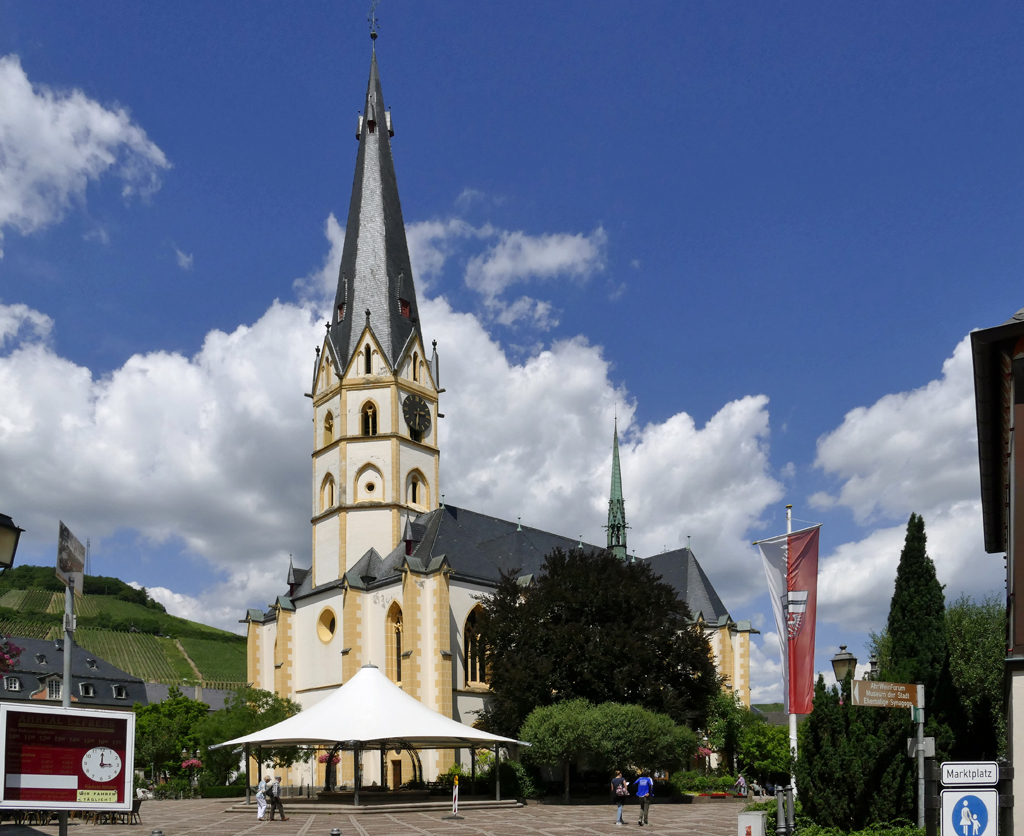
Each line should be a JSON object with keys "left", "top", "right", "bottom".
{"left": 606, "top": 419, "right": 628, "bottom": 560}
{"left": 330, "top": 49, "right": 421, "bottom": 372}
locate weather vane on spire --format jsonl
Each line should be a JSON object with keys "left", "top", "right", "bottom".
{"left": 368, "top": 0, "right": 380, "bottom": 40}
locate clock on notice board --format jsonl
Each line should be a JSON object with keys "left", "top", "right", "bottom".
{"left": 81, "top": 747, "right": 122, "bottom": 783}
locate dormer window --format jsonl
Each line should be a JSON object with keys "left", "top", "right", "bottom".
{"left": 47, "top": 679, "right": 62, "bottom": 700}
{"left": 338, "top": 303, "right": 346, "bottom": 321}
{"left": 112, "top": 684, "right": 127, "bottom": 700}
{"left": 86, "top": 659, "right": 98, "bottom": 670}
{"left": 35, "top": 654, "right": 46, "bottom": 666}
{"left": 4, "top": 676, "right": 21, "bottom": 692}
{"left": 399, "top": 299, "right": 410, "bottom": 318}
{"left": 79, "top": 683, "right": 95, "bottom": 698}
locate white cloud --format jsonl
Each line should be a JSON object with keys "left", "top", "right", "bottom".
{"left": 812, "top": 336, "right": 1000, "bottom": 631}
{"left": 175, "top": 248, "right": 194, "bottom": 271}
{"left": 0, "top": 55, "right": 170, "bottom": 254}
{"left": 0, "top": 303, "right": 52, "bottom": 346}
{"left": 405, "top": 218, "right": 493, "bottom": 285}
{"left": 0, "top": 221, "right": 785, "bottom": 629}
{"left": 749, "top": 630, "right": 783, "bottom": 703}
{"left": 465, "top": 227, "right": 607, "bottom": 300}
{"left": 293, "top": 213, "right": 345, "bottom": 302}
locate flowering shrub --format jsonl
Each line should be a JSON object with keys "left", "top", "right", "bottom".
{"left": 0, "top": 638, "right": 22, "bottom": 672}
{"left": 697, "top": 746, "right": 713, "bottom": 758}
{"left": 317, "top": 752, "right": 340, "bottom": 764}
{"left": 181, "top": 758, "right": 203, "bottom": 770}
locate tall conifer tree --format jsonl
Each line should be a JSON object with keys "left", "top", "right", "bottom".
{"left": 885, "top": 513, "right": 947, "bottom": 692}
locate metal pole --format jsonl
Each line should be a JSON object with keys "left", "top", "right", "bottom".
{"left": 786, "top": 505, "right": 797, "bottom": 795}
{"left": 471, "top": 749, "right": 476, "bottom": 797}
{"left": 786, "top": 785, "right": 796, "bottom": 835}
{"left": 494, "top": 745, "right": 501, "bottom": 802}
{"left": 245, "top": 744, "right": 251, "bottom": 805}
{"left": 775, "top": 787, "right": 787, "bottom": 836}
{"left": 58, "top": 579, "right": 74, "bottom": 836}
{"left": 354, "top": 746, "right": 360, "bottom": 807}
{"left": 917, "top": 683, "right": 925, "bottom": 830}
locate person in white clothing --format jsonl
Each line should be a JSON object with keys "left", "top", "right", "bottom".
{"left": 256, "top": 775, "right": 268, "bottom": 821}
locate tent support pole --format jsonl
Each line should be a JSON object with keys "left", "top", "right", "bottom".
{"left": 471, "top": 749, "right": 476, "bottom": 797}
{"left": 354, "top": 746, "right": 361, "bottom": 807}
{"left": 380, "top": 747, "right": 386, "bottom": 790}
{"left": 494, "top": 745, "right": 500, "bottom": 802}
{"left": 245, "top": 744, "right": 251, "bottom": 805}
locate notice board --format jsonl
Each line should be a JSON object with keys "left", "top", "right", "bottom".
{"left": 0, "top": 704, "right": 135, "bottom": 810}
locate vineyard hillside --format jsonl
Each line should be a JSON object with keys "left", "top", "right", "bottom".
{"left": 0, "top": 567, "right": 248, "bottom": 689}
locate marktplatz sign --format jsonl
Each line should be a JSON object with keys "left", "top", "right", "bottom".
{"left": 942, "top": 762, "right": 999, "bottom": 788}
{"left": 850, "top": 680, "right": 921, "bottom": 709}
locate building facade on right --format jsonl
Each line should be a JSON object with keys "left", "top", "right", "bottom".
{"left": 971, "top": 307, "right": 1024, "bottom": 836}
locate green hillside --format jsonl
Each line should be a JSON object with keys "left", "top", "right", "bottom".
{"left": 0, "top": 566, "right": 248, "bottom": 689}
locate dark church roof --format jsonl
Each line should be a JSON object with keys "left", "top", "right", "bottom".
{"left": 327, "top": 50, "right": 422, "bottom": 374}
{"left": 281, "top": 505, "right": 737, "bottom": 627}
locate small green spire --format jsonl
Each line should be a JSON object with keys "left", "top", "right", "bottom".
{"left": 606, "top": 418, "right": 628, "bottom": 560}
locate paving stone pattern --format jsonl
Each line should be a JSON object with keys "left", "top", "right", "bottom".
{"left": 0, "top": 798, "right": 747, "bottom": 836}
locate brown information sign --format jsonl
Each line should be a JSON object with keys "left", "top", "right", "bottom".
{"left": 851, "top": 680, "right": 920, "bottom": 709}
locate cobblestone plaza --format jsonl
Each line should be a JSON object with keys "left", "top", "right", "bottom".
{"left": 0, "top": 799, "right": 747, "bottom": 836}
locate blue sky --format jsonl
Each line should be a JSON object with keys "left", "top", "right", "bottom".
{"left": 0, "top": 2, "right": 1020, "bottom": 701}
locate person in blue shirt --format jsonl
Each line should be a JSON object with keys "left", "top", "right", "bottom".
{"left": 634, "top": 771, "right": 654, "bottom": 826}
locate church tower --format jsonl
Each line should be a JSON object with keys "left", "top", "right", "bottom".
{"left": 309, "top": 48, "right": 440, "bottom": 587}
{"left": 606, "top": 420, "right": 628, "bottom": 560}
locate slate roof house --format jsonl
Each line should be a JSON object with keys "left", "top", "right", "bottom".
{"left": 242, "top": 44, "right": 754, "bottom": 789}
{"left": 0, "top": 637, "right": 146, "bottom": 710}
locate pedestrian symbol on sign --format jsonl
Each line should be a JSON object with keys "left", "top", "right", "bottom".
{"left": 954, "top": 796, "right": 989, "bottom": 836}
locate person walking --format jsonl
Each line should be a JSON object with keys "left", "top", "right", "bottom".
{"left": 611, "top": 771, "right": 629, "bottom": 825}
{"left": 268, "top": 775, "right": 289, "bottom": 821}
{"left": 634, "top": 771, "right": 653, "bottom": 826}
{"left": 256, "top": 775, "right": 268, "bottom": 821}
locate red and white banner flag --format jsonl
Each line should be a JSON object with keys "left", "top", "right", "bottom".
{"left": 758, "top": 526, "right": 820, "bottom": 714}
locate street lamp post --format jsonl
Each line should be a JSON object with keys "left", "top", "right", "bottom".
{"left": 830, "top": 646, "right": 858, "bottom": 683}
{"left": 0, "top": 513, "right": 25, "bottom": 573}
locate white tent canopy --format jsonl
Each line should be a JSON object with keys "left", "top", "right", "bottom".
{"left": 213, "top": 664, "right": 521, "bottom": 750}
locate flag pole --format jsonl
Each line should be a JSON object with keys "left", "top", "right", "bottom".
{"left": 786, "top": 505, "right": 798, "bottom": 794}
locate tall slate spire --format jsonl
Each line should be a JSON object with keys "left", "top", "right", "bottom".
{"left": 330, "top": 48, "right": 422, "bottom": 371}
{"left": 606, "top": 419, "right": 628, "bottom": 560}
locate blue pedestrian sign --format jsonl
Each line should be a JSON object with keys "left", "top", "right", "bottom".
{"left": 941, "top": 790, "right": 998, "bottom": 836}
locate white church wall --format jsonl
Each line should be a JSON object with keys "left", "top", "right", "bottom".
{"left": 293, "top": 593, "right": 345, "bottom": 694}
{"left": 313, "top": 513, "right": 340, "bottom": 584}
{"left": 399, "top": 443, "right": 438, "bottom": 507}
{"left": 347, "top": 388, "right": 393, "bottom": 436}
{"left": 345, "top": 507, "right": 392, "bottom": 570}
{"left": 258, "top": 620, "right": 277, "bottom": 692}
{"left": 450, "top": 580, "right": 489, "bottom": 691}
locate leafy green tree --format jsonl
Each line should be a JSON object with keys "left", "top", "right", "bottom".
{"left": 736, "top": 717, "right": 790, "bottom": 785}
{"left": 588, "top": 702, "right": 696, "bottom": 774}
{"left": 478, "top": 548, "right": 720, "bottom": 736}
{"left": 134, "top": 687, "right": 210, "bottom": 779}
{"left": 520, "top": 699, "right": 592, "bottom": 801}
{"left": 946, "top": 594, "right": 1005, "bottom": 759}
{"left": 197, "top": 686, "right": 303, "bottom": 786}
{"left": 704, "top": 692, "right": 747, "bottom": 770}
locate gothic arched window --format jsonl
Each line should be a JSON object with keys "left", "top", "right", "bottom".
{"left": 320, "top": 474, "right": 336, "bottom": 512}
{"left": 412, "top": 352, "right": 419, "bottom": 382}
{"left": 323, "top": 412, "right": 334, "bottom": 446}
{"left": 464, "top": 607, "right": 487, "bottom": 685}
{"left": 364, "top": 344, "right": 372, "bottom": 375}
{"left": 386, "top": 603, "right": 403, "bottom": 683}
{"left": 361, "top": 403, "right": 378, "bottom": 437}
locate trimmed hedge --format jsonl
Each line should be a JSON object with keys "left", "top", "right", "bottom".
{"left": 743, "top": 800, "right": 923, "bottom": 836}
{"left": 200, "top": 786, "right": 247, "bottom": 798}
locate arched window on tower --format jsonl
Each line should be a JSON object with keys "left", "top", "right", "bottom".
{"left": 320, "top": 474, "right": 336, "bottom": 512}
{"left": 364, "top": 344, "right": 372, "bottom": 375}
{"left": 386, "top": 603, "right": 403, "bottom": 684}
{"left": 323, "top": 412, "right": 334, "bottom": 446}
{"left": 464, "top": 607, "right": 487, "bottom": 686}
{"left": 412, "top": 352, "right": 419, "bottom": 382}
{"left": 361, "top": 403, "right": 378, "bottom": 437}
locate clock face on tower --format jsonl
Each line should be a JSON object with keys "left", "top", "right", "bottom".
{"left": 402, "top": 394, "right": 431, "bottom": 435}
{"left": 82, "top": 747, "right": 122, "bottom": 783}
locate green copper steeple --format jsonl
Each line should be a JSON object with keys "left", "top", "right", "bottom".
{"left": 606, "top": 419, "right": 628, "bottom": 560}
